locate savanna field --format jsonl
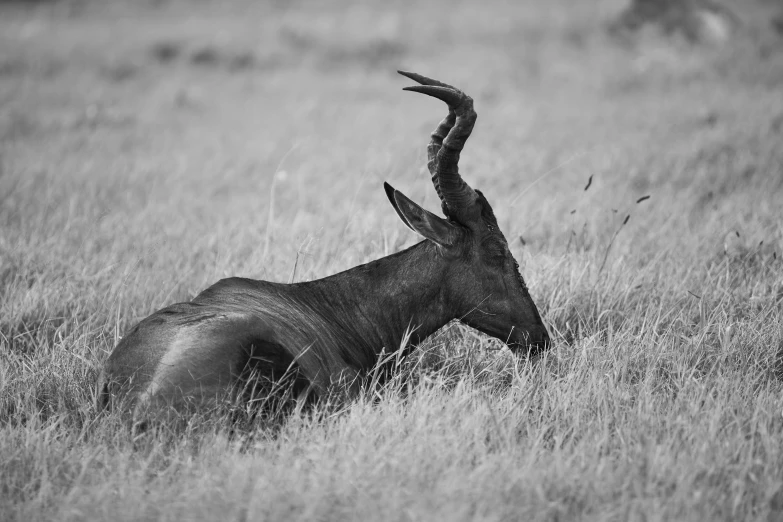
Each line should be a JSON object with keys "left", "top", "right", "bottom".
{"left": 1, "top": 0, "right": 783, "bottom": 520}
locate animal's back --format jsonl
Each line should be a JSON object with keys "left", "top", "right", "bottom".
{"left": 97, "top": 278, "right": 310, "bottom": 420}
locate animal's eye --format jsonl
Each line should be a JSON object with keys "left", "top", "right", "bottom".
{"left": 482, "top": 238, "right": 507, "bottom": 263}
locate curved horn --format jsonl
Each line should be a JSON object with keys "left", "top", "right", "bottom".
{"left": 397, "top": 71, "right": 454, "bottom": 215}
{"left": 398, "top": 71, "right": 479, "bottom": 224}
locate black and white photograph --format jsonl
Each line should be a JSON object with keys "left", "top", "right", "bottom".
{"left": 1, "top": 0, "right": 782, "bottom": 520}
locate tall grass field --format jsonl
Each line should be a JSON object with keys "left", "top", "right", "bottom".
{"left": 1, "top": 0, "right": 782, "bottom": 520}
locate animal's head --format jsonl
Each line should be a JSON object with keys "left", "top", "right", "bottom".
{"left": 385, "top": 70, "right": 550, "bottom": 356}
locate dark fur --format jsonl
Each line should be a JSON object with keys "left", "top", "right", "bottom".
{"left": 98, "top": 72, "right": 550, "bottom": 421}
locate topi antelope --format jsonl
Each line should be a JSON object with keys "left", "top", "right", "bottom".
{"left": 98, "top": 71, "right": 550, "bottom": 419}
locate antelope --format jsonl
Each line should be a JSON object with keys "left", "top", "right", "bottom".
{"left": 98, "top": 71, "right": 550, "bottom": 420}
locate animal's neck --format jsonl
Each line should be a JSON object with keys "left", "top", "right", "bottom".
{"left": 306, "top": 240, "right": 457, "bottom": 365}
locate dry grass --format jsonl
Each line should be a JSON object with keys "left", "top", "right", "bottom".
{"left": 1, "top": 0, "right": 783, "bottom": 520}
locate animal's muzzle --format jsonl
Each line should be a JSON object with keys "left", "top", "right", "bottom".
{"left": 533, "top": 328, "right": 551, "bottom": 353}
{"left": 509, "top": 326, "right": 551, "bottom": 356}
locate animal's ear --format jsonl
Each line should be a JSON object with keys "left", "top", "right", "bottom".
{"left": 384, "top": 182, "right": 414, "bottom": 231}
{"left": 384, "top": 182, "right": 456, "bottom": 247}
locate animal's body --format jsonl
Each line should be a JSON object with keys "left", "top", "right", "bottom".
{"left": 99, "top": 71, "right": 550, "bottom": 421}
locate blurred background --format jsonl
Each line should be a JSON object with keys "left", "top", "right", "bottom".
{"left": 0, "top": 0, "right": 781, "bottom": 326}
{"left": 4, "top": 3, "right": 783, "bottom": 519}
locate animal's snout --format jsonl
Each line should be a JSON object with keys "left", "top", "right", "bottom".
{"left": 507, "top": 324, "right": 551, "bottom": 356}
{"left": 533, "top": 327, "right": 551, "bottom": 353}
